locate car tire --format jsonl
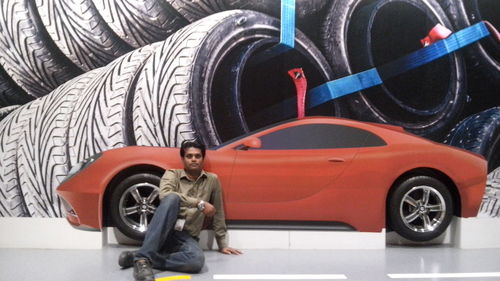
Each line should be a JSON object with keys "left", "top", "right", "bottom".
{"left": 88, "top": 0, "right": 187, "bottom": 48}
{"left": 66, "top": 43, "right": 159, "bottom": 166}
{"left": 109, "top": 173, "right": 161, "bottom": 241}
{"left": 479, "top": 166, "right": 500, "bottom": 218}
{"left": 15, "top": 71, "right": 104, "bottom": 217}
{"left": 388, "top": 176, "right": 454, "bottom": 242}
{"left": 0, "top": 105, "right": 19, "bottom": 122}
{"left": 0, "top": 66, "right": 33, "bottom": 107}
{"left": 0, "top": 43, "right": 159, "bottom": 218}
{"left": 0, "top": 70, "right": 101, "bottom": 218}
{"left": 166, "top": 0, "right": 229, "bottom": 22}
{"left": 321, "top": 0, "right": 466, "bottom": 140}
{"left": 0, "top": 0, "right": 82, "bottom": 97}
{"left": 35, "top": 0, "right": 134, "bottom": 72}
{"left": 225, "top": 0, "right": 328, "bottom": 20}
{"left": 444, "top": 107, "right": 500, "bottom": 172}
{"left": 211, "top": 37, "right": 345, "bottom": 140}
{"left": 133, "top": 10, "right": 338, "bottom": 147}
{"left": 440, "top": 0, "right": 500, "bottom": 86}
{"left": 16, "top": 95, "right": 61, "bottom": 216}
{"left": 0, "top": 106, "right": 29, "bottom": 217}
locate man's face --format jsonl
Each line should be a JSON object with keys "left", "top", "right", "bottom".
{"left": 182, "top": 147, "right": 204, "bottom": 173}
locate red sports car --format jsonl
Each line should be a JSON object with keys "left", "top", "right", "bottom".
{"left": 56, "top": 117, "right": 486, "bottom": 242}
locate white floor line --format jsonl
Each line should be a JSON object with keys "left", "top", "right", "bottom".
{"left": 213, "top": 274, "right": 348, "bottom": 280}
{"left": 388, "top": 272, "right": 500, "bottom": 279}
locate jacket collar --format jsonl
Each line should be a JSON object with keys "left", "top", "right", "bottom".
{"left": 180, "top": 169, "right": 207, "bottom": 181}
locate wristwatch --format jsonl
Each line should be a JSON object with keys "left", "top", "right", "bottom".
{"left": 197, "top": 200, "right": 206, "bottom": 211}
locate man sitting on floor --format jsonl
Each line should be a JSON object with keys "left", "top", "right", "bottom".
{"left": 118, "top": 141, "right": 242, "bottom": 281}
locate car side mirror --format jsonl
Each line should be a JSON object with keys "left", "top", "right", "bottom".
{"left": 242, "top": 137, "right": 262, "bottom": 149}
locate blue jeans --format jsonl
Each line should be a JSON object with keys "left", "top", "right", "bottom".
{"left": 135, "top": 194, "right": 205, "bottom": 273}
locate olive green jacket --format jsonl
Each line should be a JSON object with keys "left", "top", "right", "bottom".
{"left": 159, "top": 169, "right": 228, "bottom": 249}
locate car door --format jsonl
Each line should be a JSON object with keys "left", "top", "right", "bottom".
{"left": 225, "top": 123, "right": 365, "bottom": 220}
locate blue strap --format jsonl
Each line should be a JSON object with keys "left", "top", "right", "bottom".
{"left": 280, "top": 0, "right": 295, "bottom": 48}
{"left": 308, "top": 22, "right": 491, "bottom": 108}
{"left": 308, "top": 69, "right": 382, "bottom": 108}
{"left": 249, "top": 0, "right": 295, "bottom": 65}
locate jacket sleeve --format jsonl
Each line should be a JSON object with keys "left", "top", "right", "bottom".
{"left": 211, "top": 175, "right": 228, "bottom": 249}
{"left": 159, "top": 169, "right": 199, "bottom": 208}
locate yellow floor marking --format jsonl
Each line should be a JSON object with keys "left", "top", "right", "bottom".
{"left": 155, "top": 275, "right": 192, "bottom": 281}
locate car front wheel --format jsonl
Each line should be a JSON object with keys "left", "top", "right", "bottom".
{"left": 388, "top": 176, "right": 453, "bottom": 242}
{"left": 109, "top": 173, "right": 161, "bottom": 241}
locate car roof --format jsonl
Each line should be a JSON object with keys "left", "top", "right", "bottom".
{"left": 212, "top": 116, "right": 405, "bottom": 149}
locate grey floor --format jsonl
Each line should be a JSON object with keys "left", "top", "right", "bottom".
{"left": 1, "top": 245, "right": 500, "bottom": 281}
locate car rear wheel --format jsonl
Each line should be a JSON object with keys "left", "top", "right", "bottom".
{"left": 109, "top": 173, "right": 161, "bottom": 241}
{"left": 388, "top": 176, "right": 453, "bottom": 242}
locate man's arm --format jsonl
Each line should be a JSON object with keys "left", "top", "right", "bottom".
{"left": 159, "top": 170, "right": 199, "bottom": 208}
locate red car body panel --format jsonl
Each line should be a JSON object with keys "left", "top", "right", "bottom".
{"left": 56, "top": 117, "right": 487, "bottom": 232}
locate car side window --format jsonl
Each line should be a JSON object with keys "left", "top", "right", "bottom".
{"left": 257, "top": 124, "right": 386, "bottom": 150}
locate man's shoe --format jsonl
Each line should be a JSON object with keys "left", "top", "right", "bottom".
{"left": 118, "top": 251, "right": 135, "bottom": 268}
{"left": 133, "top": 258, "right": 155, "bottom": 281}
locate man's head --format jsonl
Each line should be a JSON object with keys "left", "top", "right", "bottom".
{"left": 180, "top": 141, "right": 206, "bottom": 173}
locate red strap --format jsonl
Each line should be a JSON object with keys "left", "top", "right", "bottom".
{"left": 287, "top": 68, "right": 307, "bottom": 119}
{"left": 420, "top": 23, "right": 452, "bottom": 47}
{"left": 421, "top": 21, "right": 499, "bottom": 47}
{"left": 483, "top": 21, "right": 500, "bottom": 42}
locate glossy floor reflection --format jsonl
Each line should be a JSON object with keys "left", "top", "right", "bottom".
{"left": 1, "top": 245, "right": 500, "bottom": 281}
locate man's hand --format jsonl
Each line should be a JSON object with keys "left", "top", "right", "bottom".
{"left": 219, "top": 247, "right": 243, "bottom": 255}
{"left": 202, "top": 201, "right": 216, "bottom": 217}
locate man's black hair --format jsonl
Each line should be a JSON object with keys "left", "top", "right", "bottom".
{"left": 180, "top": 141, "right": 206, "bottom": 158}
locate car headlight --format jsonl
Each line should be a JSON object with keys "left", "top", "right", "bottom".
{"left": 61, "top": 153, "right": 103, "bottom": 184}
{"left": 60, "top": 197, "right": 77, "bottom": 217}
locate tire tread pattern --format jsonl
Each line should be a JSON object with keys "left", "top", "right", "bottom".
{"left": 0, "top": 66, "right": 33, "bottom": 106}
{"left": 166, "top": 0, "right": 228, "bottom": 22}
{"left": 0, "top": 0, "right": 82, "bottom": 97}
{"left": 133, "top": 11, "right": 242, "bottom": 147}
{"left": 0, "top": 108, "right": 29, "bottom": 216}
{"left": 67, "top": 44, "right": 158, "bottom": 167}
{"left": 93, "top": 0, "right": 188, "bottom": 48}
{"left": 16, "top": 72, "right": 98, "bottom": 217}
{"left": 444, "top": 107, "right": 500, "bottom": 218}
{"left": 479, "top": 167, "right": 500, "bottom": 218}
{"left": 36, "top": 0, "right": 134, "bottom": 72}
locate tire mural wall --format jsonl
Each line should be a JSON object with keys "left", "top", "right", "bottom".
{"left": 0, "top": 1, "right": 498, "bottom": 221}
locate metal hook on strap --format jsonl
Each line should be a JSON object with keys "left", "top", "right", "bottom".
{"left": 287, "top": 68, "right": 307, "bottom": 119}
{"left": 420, "top": 24, "right": 452, "bottom": 47}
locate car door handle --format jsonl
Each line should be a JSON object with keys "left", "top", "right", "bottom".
{"left": 328, "top": 157, "right": 345, "bottom": 162}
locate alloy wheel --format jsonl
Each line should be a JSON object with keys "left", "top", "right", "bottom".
{"left": 118, "top": 182, "right": 159, "bottom": 233}
{"left": 399, "top": 185, "right": 446, "bottom": 233}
